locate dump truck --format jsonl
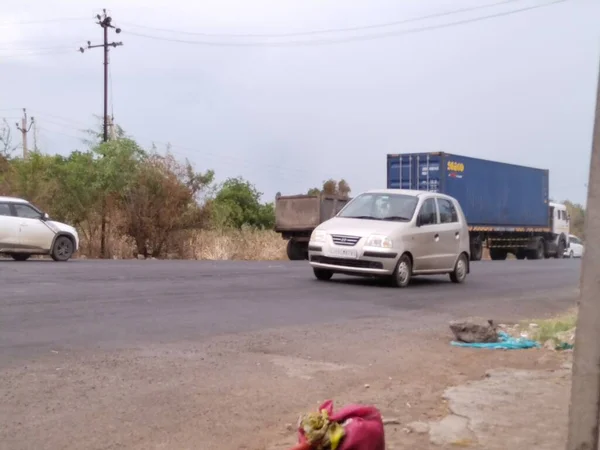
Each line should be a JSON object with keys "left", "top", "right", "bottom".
{"left": 274, "top": 193, "right": 350, "bottom": 260}
{"left": 386, "top": 152, "right": 570, "bottom": 260}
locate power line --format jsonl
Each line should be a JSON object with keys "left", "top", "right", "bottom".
{"left": 0, "top": 45, "right": 78, "bottom": 52}
{"left": 27, "top": 111, "right": 338, "bottom": 177}
{"left": 1, "top": 49, "right": 76, "bottom": 59}
{"left": 120, "top": 0, "right": 521, "bottom": 38}
{"left": 123, "top": 0, "right": 567, "bottom": 47}
{"left": 0, "top": 16, "right": 89, "bottom": 27}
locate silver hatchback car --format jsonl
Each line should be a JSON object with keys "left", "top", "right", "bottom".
{"left": 308, "top": 189, "right": 470, "bottom": 287}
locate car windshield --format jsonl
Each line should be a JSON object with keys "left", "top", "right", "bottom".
{"left": 338, "top": 193, "right": 419, "bottom": 221}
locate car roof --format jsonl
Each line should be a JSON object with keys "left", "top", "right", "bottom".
{"left": 362, "top": 189, "right": 455, "bottom": 200}
{"left": 0, "top": 196, "right": 28, "bottom": 203}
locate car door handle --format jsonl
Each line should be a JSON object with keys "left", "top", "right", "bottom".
{"left": 455, "top": 231, "right": 460, "bottom": 239}
{"left": 434, "top": 233, "right": 440, "bottom": 241}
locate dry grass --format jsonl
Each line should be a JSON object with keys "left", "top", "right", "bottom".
{"left": 180, "top": 229, "right": 287, "bottom": 260}
{"left": 79, "top": 228, "right": 287, "bottom": 261}
{"left": 526, "top": 309, "right": 578, "bottom": 343}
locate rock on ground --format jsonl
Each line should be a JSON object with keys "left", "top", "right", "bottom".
{"left": 449, "top": 319, "right": 498, "bottom": 343}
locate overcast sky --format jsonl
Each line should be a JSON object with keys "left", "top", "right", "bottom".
{"left": 1, "top": 0, "right": 599, "bottom": 204}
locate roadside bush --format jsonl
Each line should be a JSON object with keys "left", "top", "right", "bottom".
{"left": 0, "top": 129, "right": 278, "bottom": 260}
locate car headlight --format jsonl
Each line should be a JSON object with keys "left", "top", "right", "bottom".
{"left": 366, "top": 234, "right": 393, "bottom": 249}
{"left": 310, "top": 229, "right": 327, "bottom": 243}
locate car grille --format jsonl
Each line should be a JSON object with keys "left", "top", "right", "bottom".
{"left": 331, "top": 234, "right": 361, "bottom": 247}
{"left": 310, "top": 255, "right": 383, "bottom": 269}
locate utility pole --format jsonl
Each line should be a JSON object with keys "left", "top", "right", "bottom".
{"left": 566, "top": 60, "right": 600, "bottom": 449}
{"left": 80, "top": 9, "right": 122, "bottom": 143}
{"left": 15, "top": 108, "right": 34, "bottom": 158}
{"left": 80, "top": 9, "right": 123, "bottom": 258}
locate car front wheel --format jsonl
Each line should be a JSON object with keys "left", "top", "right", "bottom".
{"left": 51, "top": 236, "right": 74, "bottom": 262}
{"left": 313, "top": 268, "right": 333, "bottom": 281}
{"left": 391, "top": 254, "right": 412, "bottom": 288}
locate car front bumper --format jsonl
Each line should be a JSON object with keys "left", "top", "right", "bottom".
{"left": 308, "top": 243, "right": 399, "bottom": 275}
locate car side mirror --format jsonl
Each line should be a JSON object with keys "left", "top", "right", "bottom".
{"left": 41, "top": 212, "right": 49, "bottom": 221}
{"left": 416, "top": 216, "right": 422, "bottom": 227}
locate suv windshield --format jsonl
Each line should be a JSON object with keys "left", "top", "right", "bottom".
{"left": 338, "top": 193, "right": 419, "bottom": 221}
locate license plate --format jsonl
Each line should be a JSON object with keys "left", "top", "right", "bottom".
{"left": 326, "top": 247, "right": 358, "bottom": 259}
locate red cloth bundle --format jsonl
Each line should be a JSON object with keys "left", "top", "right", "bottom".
{"left": 292, "top": 400, "right": 385, "bottom": 450}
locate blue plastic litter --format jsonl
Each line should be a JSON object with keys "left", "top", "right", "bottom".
{"left": 451, "top": 331, "right": 541, "bottom": 350}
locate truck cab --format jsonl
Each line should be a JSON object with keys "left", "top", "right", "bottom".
{"left": 549, "top": 202, "right": 570, "bottom": 237}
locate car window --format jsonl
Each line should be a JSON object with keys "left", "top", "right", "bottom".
{"left": 0, "top": 203, "right": 11, "bottom": 216}
{"left": 417, "top": 198, "right": 438, "bottom": 226}
{"left": 13, "top": 203, "right": 42, "bottom": 219}
{"left": 437, "top": 198, "right": 458, "bottom": 223}
{"left": 338, "top": 192, "right": 419, "bottom": 222}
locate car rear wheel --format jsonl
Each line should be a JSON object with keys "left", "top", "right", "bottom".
{"left": 391, "top": 254, "right": 412, "bottom": 288}
{"left": 313, "top": 268, "right": 333, "bottom": 281}
{"left": 450, "top": 253, "right": 468, "bottom": 283}
{"left": 11, "top": 253, "right": 31, "bottom": 261}
{"left": 51, "top": 236, "right": 74, "bottom": 262}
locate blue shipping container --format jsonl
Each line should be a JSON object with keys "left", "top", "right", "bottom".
{"left": 386, "top": 152, "right": 550, "bottom": 228}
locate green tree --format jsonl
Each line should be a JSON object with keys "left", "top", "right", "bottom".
{"left": 211, "top": 177, "right": 274, "bottom": 229}
{"left": 564, "top": 200, "right": 586, "bottom": 239}
{"left": 119, "top": 151, "right": 214, "bottom": 257}
{"left": 0, "top": 118, "right": 17, "bottom": 157}
{"left": 307, "top": 178, "right": 351, "bottom": 198}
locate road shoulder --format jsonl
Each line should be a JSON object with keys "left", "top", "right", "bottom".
{"left": 0, "top": 312, "right": 574, "bottom": 450}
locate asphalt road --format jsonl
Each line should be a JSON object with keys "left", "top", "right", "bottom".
{"left": 0, "top": 259, "right": 580, "bottom": 366}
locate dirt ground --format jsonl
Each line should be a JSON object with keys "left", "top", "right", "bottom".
{"left": 0, "top": 316, "right": 571, "bottom": 450}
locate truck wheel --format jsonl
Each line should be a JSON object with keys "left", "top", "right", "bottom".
{"left": 516, "top": 250, "right": 527, "bottom": 260}
{"left": 450, "top": 254, "right": 468, "bottom": 284}
{"left": 286, "top": 239, "right": 306, "bottom": 261}
{"left": 313, "top": 268, "right": 333, "bottom": 281}
{"left": 391, "top": 254, "right": 412, "bottom": 288}
{"left": 528, "top": 240, "right": 545, "bottom": 260}
{"left": 489, "top": 248, "right": 507, "bottom": 261}
{"left": 469, "top": 238, "right": 483, "bottom": 261}
{"left": 554, "top": 240, "right": 565, "bottom": 259}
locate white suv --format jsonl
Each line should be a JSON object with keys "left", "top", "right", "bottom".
{"left": 0, "top": 196, "right": 79, "bottom": 261}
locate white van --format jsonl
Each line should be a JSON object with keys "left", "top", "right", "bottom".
{"left": 564, "top": 234, "right": 584, "bottom": 258}
{"left": 0, "top": 196, "right": 79, "bottom": 261}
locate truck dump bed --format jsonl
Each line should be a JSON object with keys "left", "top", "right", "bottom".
{"left": 275, "top": 194, "right": 350, "bottom": 232}
{"left": 386, "top": 152, "right": 550, "bottom": 228}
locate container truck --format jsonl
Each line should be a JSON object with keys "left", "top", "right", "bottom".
{"left": 274, "top": 193, "right": 350, "bottom": 260}
{"left": 386, "top": 152, "right": 570, "bottom": 261}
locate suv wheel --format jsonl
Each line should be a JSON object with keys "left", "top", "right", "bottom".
{"left": 11, "top": 253, "right": 31, "bottom": 262}
{"left": 391, "top": 254, "right": 412, "bottom": 288}
{"left": 51, "top": 236, "right": 74, "bottom": 262}
{"left": 450, "top": 253, "right": 468, "bottom": 283}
